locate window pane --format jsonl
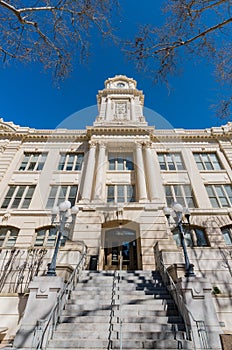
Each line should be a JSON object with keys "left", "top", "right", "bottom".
{"left": 117, "top": 185, "right": 124, "bottom": 202}
{"left": 58, "top": 155, "right": 66, "bottom": 170}
{"left": 22, "top": 186, "right": 35, "bottom": 208}
{"left": 75, "top": 153, "right": 84, "bottom": 170}
{"left": 222, "top": 228, "right": 232, "bottom": 245}
{"left": 127, "top": 185, "right": 135, "bottom": 202}
{"left": 68, "top": 186, "right": 78, "bottom": 206}
{"left": 195, "top": 229, "right": 208, "bottom": 246}
{"left": 1, "top": 186, "right": 16, "bottom": 208}
{"left": 117, "top": 158, "right": 124, "bottom": 170}
{"left": 35, "top": 230, "right": 45, "bottom": 246}
{"left": 107, "top": 186, "right": 114, "bottom": 202}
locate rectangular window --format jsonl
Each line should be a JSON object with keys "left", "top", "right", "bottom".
{"left": 19, "top": 153, "right": 47, "bottom": 171}
{"left": 165, "top": 184, "right": 197, "bottom": 208}
{"left": 107, "top": 185, "right": 135, "bottom": 203}
{"left": 34, "top": 227, "right": 66, "bottom": 247}
{"left": 1, "top": 185, "right": 35, "bottom": 209}
{"left": 206, "top": 184, "right": 232, "bottom": 208}
{"left": 193, "top": 152, "right": 222, "bottom": 171}
{"left": 58, "top": 153, "right": 84, "bottom": 171}
{"left": 157, "top": 153, "right": 185, "bottom": 171}
{"left": 108, "top": 153, "right": 134, "bottom": 171}
{"left": 46, "top": 185, "right": 78, "bottom": 208}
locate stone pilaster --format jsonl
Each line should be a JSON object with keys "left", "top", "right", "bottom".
{"left": 94, "top": 142, "right": 107, "bottom": 202}
{"left": 135, "top": 142, "right": 147, "bottom": 202}
{"left": 80, "top": 141, "right": 97, "bottom": 202}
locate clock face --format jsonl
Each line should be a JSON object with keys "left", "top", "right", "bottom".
{"left": 117, "top": 82, "right": 125, "bottom": 88}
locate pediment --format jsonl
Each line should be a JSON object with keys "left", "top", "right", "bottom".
{"left": 0, "top": 119, "right": 17, "bottom": 132}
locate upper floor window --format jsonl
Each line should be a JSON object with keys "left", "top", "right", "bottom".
{"left": 108, "top": 153, "right": 134, "bottom": 171}
{"left": 107, "top": 185, "right": 135, "bottom": 203}
{"left": 35, "top": 226, "right": 66, "bottom": 247}
{"left": 19, "top": 153, "right": 47, "bottom": 171}
{"left": 1, "top": 185, "right": 35, "bottom": 209}
{"left": 206, "top": 184, "right": 232, "bottom": 208}
{"left": 165, "top": 184, "right": 197, "bottom": 208}
{"left": 58, "top": 153, "right": 84, "bottom": 171}
{"left": 173, "top": 226, "right": 208, "bottom": 247}
{"left": 46, "top": 185, "right": 78, "bottom": 208}
{"left": 193, "top": 152, "right": 222, "bottom": 171}
{"left": 221, "top": 226, "right": 232, "bottom": 246}
{"left": 158, "top": 153, "right": 185, "bottom": 171}
{"left": 0, "top": 227, "right": 19, "bottom": 248}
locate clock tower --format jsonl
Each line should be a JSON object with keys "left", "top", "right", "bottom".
{"left": 94, "top": 75, "right": 148, "bottom": 127}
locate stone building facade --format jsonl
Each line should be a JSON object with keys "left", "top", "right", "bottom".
{"left": 0, "top": 75, "right": 232, "bottom": 346}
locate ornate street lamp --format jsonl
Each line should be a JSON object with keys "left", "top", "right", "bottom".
{"left": 47, "top": 200, "right": 79, "bottom": 276}
{"left": 164, "top": 202, "right": 195, "bottom": 278}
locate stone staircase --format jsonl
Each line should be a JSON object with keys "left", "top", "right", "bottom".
{"left": 47, "top": 270, "right": 193, "bottom": 349}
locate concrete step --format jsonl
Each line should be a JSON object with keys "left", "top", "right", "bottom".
{"left": 48, "top": 338, "right": 192, "bottom": 349}
{"left": 52, "top": 330, "right": 186, "bottom": 341}
{"left": 57, "top": 322, "right": 186, "bottom": 332}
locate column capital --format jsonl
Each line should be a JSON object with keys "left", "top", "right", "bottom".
{"left": 135, "top": 141, "right": 143, "bottom": 149}
{"left": 98, "top": 141, "right": 107, "bottom": 149}
{"left": 89, "top": 140, "right": 97, "bottom": 148}
{"left": 144, "top": 141, "right": 153, "bottom": 149}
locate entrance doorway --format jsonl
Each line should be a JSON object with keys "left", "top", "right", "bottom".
{"left": 104, "top": 228, "right": 138, "bottom": 270}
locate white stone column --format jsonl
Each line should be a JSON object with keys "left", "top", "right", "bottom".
{"left": 135, "top": 142, "right": 147, "bottom": 202}
{"left": 145, "top": 142, "right": 159, "bottom": 201}
{"left": 131, "top": 97, "right": 136, "bottom": 121}
{"left": 81, "top": 141, "right": 97, "bottom": 202}
{"left": 106, "top": 98, "right": 111, "bottom": 120}
{"left": 94, "top": 142, "right": 107, "bottom": 202}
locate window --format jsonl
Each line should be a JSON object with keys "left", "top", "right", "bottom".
{"left": 58, "top": 153, "right": 84, "bottom": 171}
{"left": 158, "top": 153, "right": 185, "bottom": 170}
{"left": 35, "top": 227, "right": 66, "bottom": 247}
{"left": 0, "top": 227, "right": 19, "bottom": 248}
{"left": 108, "top": 153, "right": 134, "bottom": 171}
{"left": 172, "top": 227, "right": 208, "bottom": 247}
{"left": 46, "top": 185, "right": 78, "bottom": 208}
{"left": 1, "top": 185, "right": 35, "bottom": 209}
{"left": 193, "top": 153, "right": 222, "bottom": 171}
{"left": 221, "top": 227, "right": 232, "bottom": 246}
{"left": 19, "top": 153, "right": 47, "bottom": 171}
{"left": 165, "top": 184, "right": 197, "bottom": 208}
{"left": 206, "top": 185, "right": 232, "bottom": 208}
{"left": 107, "top": 185, "right": 135, "bottom": 203}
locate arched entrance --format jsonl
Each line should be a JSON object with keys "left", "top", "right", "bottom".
{"left": 103, "top": 227, "right": 139, "bottom": 270}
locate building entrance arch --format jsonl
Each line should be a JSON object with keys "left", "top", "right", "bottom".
{"left": 103, "top": 227, "right": 140, "bottom": 270}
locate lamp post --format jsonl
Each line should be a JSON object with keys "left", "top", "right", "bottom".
{"left": 164, "top": 202, "right": 195, "bottom": 278}
{"left": 47, "top": 200, "right": 79, "bottom": 276}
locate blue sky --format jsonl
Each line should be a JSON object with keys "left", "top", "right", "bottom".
{"left": 0, "top": 1, "right": 228, "bottom": 131}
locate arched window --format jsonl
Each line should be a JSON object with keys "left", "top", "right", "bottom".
{"left": 221, "top": 226, "right": 232, "bottom": 246}
{"left": 35, "top": 227, "right": 66, "bottom": 247}
{"left": 0, "top": 226, "right": 19, "bottom": 248}
{"left": 172, "top": 226, "right": 208, "bottom": 247}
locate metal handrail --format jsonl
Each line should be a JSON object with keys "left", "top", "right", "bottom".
{"left": 158, "top": 258, "right": 210, "bottom": 350}
{"left": 32, "top": 240, "right": 87, "bottom": 350}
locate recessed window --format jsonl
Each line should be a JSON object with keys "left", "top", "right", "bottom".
{"left": 46, "top": 185, "right": 78, "bottom": 208}
{"left": 221, "top": 227, "right": 232, "bottom": 246}
{"left": 1, "top": 185, "right": 35, "bottom": 209}
{"left": 107, "top": 185, "right": 135, "bottom": 203}
{"left": 173, "top": 227, "right": 208, "bottom": 247}
{"left": 19, "top": 153, "right": 47, "bottom": 171}
{"left": 165, "top": 184, "right": 197, "bottom": 208}
{"left": 35, "top": 227, "right": 66, "bottom": 247}
{"left": 0, "top": 227, "right": 19, "bottom": 248}
{"left": 206, "top": 184, "right": 232, "bottom": 208}
{"left": 58, "top": 153, "right": 84, "bottom": 171}
{"left": 193, "top": 152, "right": 222, "bottom": 171}
{"left": 108, "top": 153, "right": 134, "bottom": 171}
{"left": 117, "top": 82, "right": 125, "bottom": 87}
{"left": 158, "top": 153, "right": 185, "bottom": 171}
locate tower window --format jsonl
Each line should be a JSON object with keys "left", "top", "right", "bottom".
{"left": 58, "top": 153, "right": 84, "bottom": 171}
{"left": 158, "top": 153, "right": 185, "bottom": 171}
{"left": 108, "top": 153, "right": 134, "bottom": 171}
{"left": 1, "top": 185, "right": 36, "bottom": 209}
{"left": 206, "top": 184, "right": 232, "bottom": 208}
{"left": 19, "top": 153, "right": 47, "bottom": 171}
{"left": 107, "top": 185, "right": 135, "bottom": 203}
{"left": 165, "top": 184, "right": 197, "bottom": 208}
{"left": 46, "top": 185, "right": 78, "bottom": 208}
{"left": 193, "top": 152, "right": 222, "bottom": 170}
